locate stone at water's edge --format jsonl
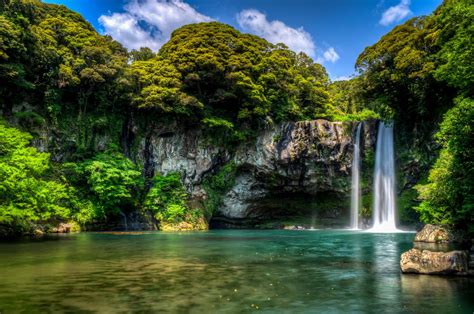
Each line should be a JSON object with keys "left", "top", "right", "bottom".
{"left": 400, "top": 224, "right": 473, "bottom": 276}
{"left": 49, "top": 222, "right": 79, "bottom": 233}
{"left": 400, "top": 248, "right": 469, "bottom": 275}
{"left": 414, "top": 224, "right": 451, "bottom": 243}
{"left": 160, "top": 218, "right": 208, "bottom": 232}
{"left": 283, "top": 225, "right": 306, "bottom": 230}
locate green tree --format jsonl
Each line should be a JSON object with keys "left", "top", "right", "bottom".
{"left": 150, "top": 22, "right": 331, "bottom": 139}
{"left": 129, "top": 58, "right": 201, "bottom": 114}
{"left": 415, "top": 97, "right": 474, "bottom": 234}
{"left": 143, "top": 173, "right": 189, "bottom": 223}
{"left": 0, "top": 0, "right": 129, "bottom": 120}
{"left": 68, "top": 150, "right": 143, "bottom": 217}
{"left": 0, "top": 122, "right": 91, "bottom": 233}
{"left": 129, "top": 47, "right": 155, "bottom": 62}
{"left": 433, "top": 0, "right": 474, "bottom": 94}
{"left": 355, "top": 0, "right": 473, "bottom": 122}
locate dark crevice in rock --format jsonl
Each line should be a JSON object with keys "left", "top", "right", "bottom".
{"left": 143, "top": 131, "right": 155, "bottom": 181}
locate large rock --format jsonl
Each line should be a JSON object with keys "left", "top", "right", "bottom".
{"left": 414, "top": 224, "right": 451, "bottom": 243}
{"left": 400, "top": 248, "right": 469, "bottom": 275}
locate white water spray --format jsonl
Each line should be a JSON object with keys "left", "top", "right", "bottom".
{"left": 350, "top": 123, "right": 362, "bottom": 229}
{"left": 370, "top": 121, "right": 399, "bottom": 232}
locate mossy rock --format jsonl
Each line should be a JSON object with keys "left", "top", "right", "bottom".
{"left": 160, "top": 217, "right": 208, "bottom": 231}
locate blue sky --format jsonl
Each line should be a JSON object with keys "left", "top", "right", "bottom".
{"left": 44, "top": 0, "right": 442, "bottom": 80}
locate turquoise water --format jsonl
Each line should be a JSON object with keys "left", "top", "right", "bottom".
{"left": 0, "top": 230, "right": 473, "bottom": 313}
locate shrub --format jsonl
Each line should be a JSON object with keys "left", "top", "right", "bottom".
{"left": 143, "top": 173, "right": 189, "bottom": 223}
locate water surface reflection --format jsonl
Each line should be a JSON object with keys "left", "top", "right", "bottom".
{"left": 0, "top": 230, "right": 472, "bottom": 313}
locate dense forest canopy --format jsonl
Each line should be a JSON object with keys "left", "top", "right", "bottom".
{"left": 0, "top": 0, "right": 472, "bottom": 236}
{"left": 0, "top": 0, "right": 129, "bottom": 120}
{"left": 0, "top": 1, "right": 353, "bottom": 139}
{"left": 355, "top": 0, "right": 472, "bottom": 122}
{"left": 128, "top": 22, "right": 343, "bottom": 143}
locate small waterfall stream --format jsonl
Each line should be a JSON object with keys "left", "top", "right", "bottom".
{"left": 370, "top": 121, "right": 398, "bottom": 232}
{"left": 350, "top": 123, "right": 362, "bottom": 229}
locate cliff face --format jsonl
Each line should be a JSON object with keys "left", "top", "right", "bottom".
{"left": 134, "top": 119, "right": 377, "bottom": 224}
{"left": 18, "top": 111, "right": 377, "bottom": 228}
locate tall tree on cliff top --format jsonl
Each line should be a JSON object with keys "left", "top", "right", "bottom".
{"left": 131, "top": 22, "right": 330, "bottom": 142}
{"left": 0, "top": 0, "right": 129, "bottom": 120}
{"left": 355, "top": 0, "right": 473, "bottom": 123}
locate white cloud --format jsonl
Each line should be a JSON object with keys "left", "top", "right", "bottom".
{"left": 379, "top": 0, "right": 412, "bottom": 26}
{"left": 236, "top": 9, "right": 315, "bottom": 57}
{"left": 315, "top": 47, "right": 340, "bottom": 64}
{"left": 99, "top": 0, "right": 212, "bottom": 51}
{"left": 323, "top": 47, "right": 339, "bottom": 63}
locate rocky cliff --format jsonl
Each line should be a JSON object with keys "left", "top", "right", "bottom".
{"left": 18, "top": 111, "right": 377, "bottom": 229}
{"left": 133, "top": 119, "right": 377, "bottom": 227}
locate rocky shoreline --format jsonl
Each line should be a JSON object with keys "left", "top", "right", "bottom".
{"left": 400, "top": 224, "right": 473, "bottom": 276}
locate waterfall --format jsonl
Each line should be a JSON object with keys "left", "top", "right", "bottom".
{"left": 350, "top": 123, "right": 362, "bottom": 229}
{"left": 370, "top": 121, "right": 398, "bottom": 232}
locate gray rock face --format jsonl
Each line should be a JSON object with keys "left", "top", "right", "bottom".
{"left": 137, "top": 119, "right": 377, "bottom": 220}
{"left": 136, "top": 124, "right": 228, "bottom": 196}
{"left": 24, "top": 115, "right": 376, "bottom": 222}
{"left": 400, "top": 248, "right": 470, "bottom": 275}
{"left": 219, "top": 173, "right": 266, "bottom": 218}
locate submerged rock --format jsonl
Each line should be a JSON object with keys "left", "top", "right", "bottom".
{"left": 414, "top": 224, "right": 451, "bottom": 243}
{"left": 400, "top": 248, "right": 469, "bottom": 275}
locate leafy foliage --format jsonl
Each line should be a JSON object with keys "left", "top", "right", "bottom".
{"left": 433, "top": 0, "right": 474, "bottom": 93}
{"left": 0, "top": 121, "right": 91, "bottom": 232}
{"left": 415, "top": 97, "right": 474, "bottom": 233}
{"left": 129, "top": 58, "right": 201, "bottom": 114}
{"left": 0, "top": 0, "right": 129, "bottom": 120}
{"left": 132, "top": 22, "right": 331, "bottom": 142}
{"left": 143, "top": 173, "right": 189, "bottom": 223}
{"left": 327, "top": 78, "right": 379, "bottom": 121}
{"left": 355, "top": 0, "right": 473, "bottom": 122}
{"left": 66, "top": 149, "right": 143, "bottom": 217}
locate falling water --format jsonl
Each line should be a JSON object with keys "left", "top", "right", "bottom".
{"left": 370, "top": 121, "right": 398, "bottom": 232}
{"left": 350, "top": 123, "right": 362, "bottom": 229}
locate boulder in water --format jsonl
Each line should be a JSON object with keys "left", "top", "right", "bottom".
{"left": 414, "top": 224, "right": 451, "bottom": 243}
{"left": 400, "top": 248, "right": 469, "bottom": 275}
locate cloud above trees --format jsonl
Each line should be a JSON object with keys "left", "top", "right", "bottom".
{"left": 379, "top": 0, "right": 412, "bottom": 26}
{"left": 99, "top": 0, "right": 212, "bottom": 51}
{"left": 99, "top": 0, "right": 339, "bottom": 65}
{"left": 236, "top": 9, "right": 316, "bottom": 57}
